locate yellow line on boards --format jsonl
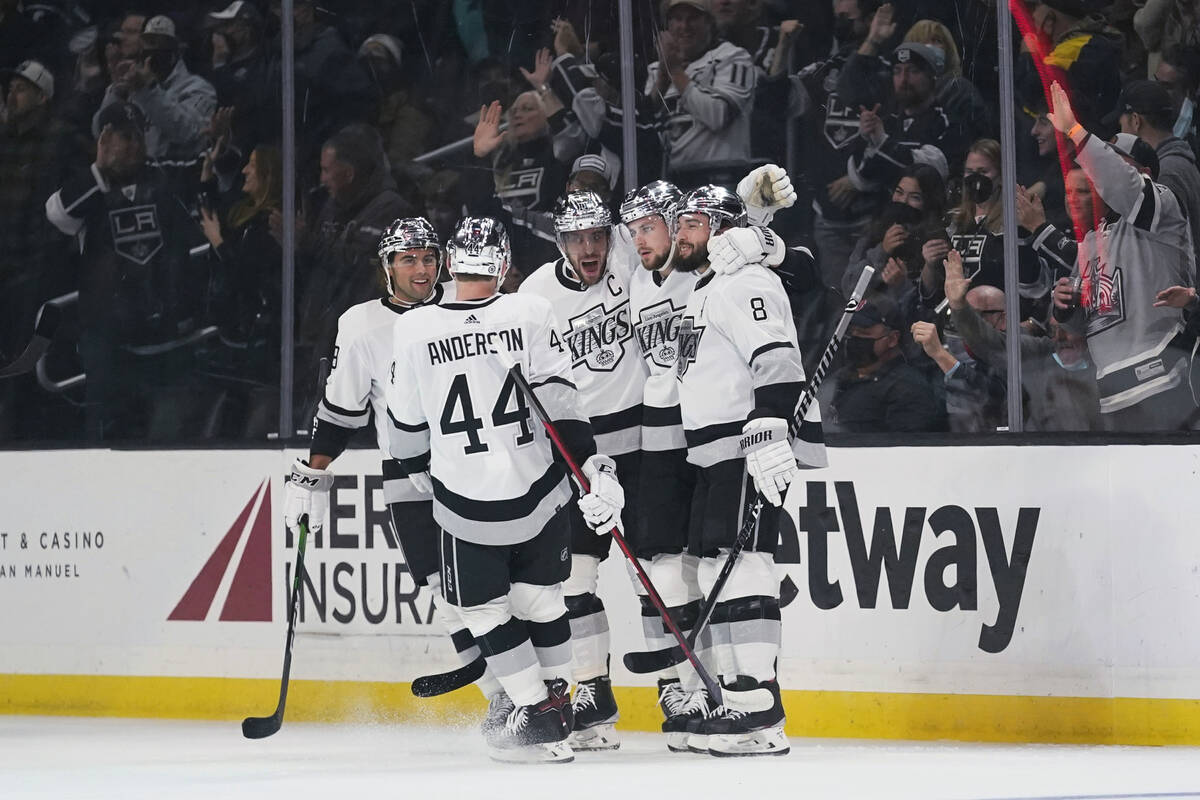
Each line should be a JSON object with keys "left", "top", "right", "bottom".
{"left": 3, "top": 674, "right": 1200, "bottom": 745}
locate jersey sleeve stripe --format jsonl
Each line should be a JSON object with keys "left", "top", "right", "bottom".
{"left": 589, "top": 403, "right": 643, "bottom": 435}
{"left": 529, "top": 375, "right": 579, "bottom": 391}
{"left": 642, "top": 404, "right": 682, "bottom": 427}
{"left": 321, "top": 397, "right": 370, "bottom": 417}
{"left": 388, "top": 407, "right": 429, "bottom": 432}
{"left": 749, "top": 341, "right": 796, "bottom": 363}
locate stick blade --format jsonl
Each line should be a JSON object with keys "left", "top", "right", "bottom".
{"left": 410, "top": 657, "right": 486, "bottom": 698}
{"left": 622, "top": 646, "right": 686, "bottom": 674}
{"left": 241, "top": 713, "right": 283, "bottom": 739}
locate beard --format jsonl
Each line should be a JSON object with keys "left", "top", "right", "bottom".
{"left": 641, "top": 247, "right": 670, "bottom": 272}
{"left": 674, "top": 241, "right": 709, "bottom": 272}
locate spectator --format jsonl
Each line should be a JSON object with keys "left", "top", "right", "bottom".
{"left": 1021, "top": 92, "right": 1072, "bottom": 233}
{"left": 472, "top": 93, "right": 571, "bottom": 268}
{"left": 359, "top": 33, "right": 434, "bottom": 166}
{"left": 197, "top": 141, "right": 283, "bottom": 439}
{"left": 794, "top": 0, "right": 885, "bottom": 288}
{"left": 841, "top": 40, "right": 965, "bottom": 192}
{"left": 645, "top": 0, "right": 756, "bottom": 181}
{"left": 0, "top": 59, "right": 72, "bottom": 438}
{"left": 1156, "top": 45, "right": 1200, "bottom": 160}
{"left": 1134, "top": 0, "right": 1200, "bottom": 79}
{"left": 206, "top": 1, "right": 275, "bottom": 159}
{"left": 1107, "top": 80, "right": 1200, "bottom": 265}
{"left": 93, "top": 15, "right": 217, "bottom": 167}
{"left": 920, "top": 138, "right": 1050, "bottom": 318}
{"left": 843, "top": 162, "right": 947, "bottom": 303}
{"left": 911, "top": 252, "right": 1009, "bottom": 432}
{"left": 293, "top": 123, "right": 410, "bottom": 419}
{"left": 1017, "top": 0, "right": 1122, "bottom": 133}
{"left": 565, "top": 153, "right": 618, "bottom": 201}
{"left": 1041, "top": 81, "right": 1197, "bottom": 430}
{"left": 46, "top": 102, "right": 207, "bottom": 441}
{"left": 828, "top": 296, "right": 946, "bottom": 432}
{"left": 902, "top": 19, "right": 991, "bottom": 143}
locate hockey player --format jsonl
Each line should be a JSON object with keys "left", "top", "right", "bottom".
{"left": 387, "top": 217, "right": 624, "bottom": 763}
{"left": 280, "top": 218, "right": 510, "bottom": 735}
{"left": 672, "top": 185, "right": 826, "bottom": 757}
{"left": 517, "top": 190, "right": 646, "bottom": 751}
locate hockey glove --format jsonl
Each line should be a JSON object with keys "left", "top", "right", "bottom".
{"left": 283, "top": 458, "right": 335, "bottom": 535}
{"left": 407, "top": 469, "right": 432, "bottom": 495}
{"left": 579, "top": 454, "right": 624, "bottom": 533}
{"left": 709, "top": 225, "right": 786, "bottom": 276}
{"left": 740, "top": 417, "right": 797, "bottom": 507}
{"left": 737, "top": 163, "right": 797, "bottom": 226}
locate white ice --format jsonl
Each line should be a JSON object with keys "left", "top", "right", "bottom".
{"left": 3, "top": 716, "right": 1200, "bottom": 800}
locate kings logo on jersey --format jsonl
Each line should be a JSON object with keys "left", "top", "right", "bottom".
{"left": 555, "top": 300, "right": 634, "bottom": 372}
{"left": 109, "top": 204, "right": 164, "bottom": 266}
{"left": 635, "top": 299, "right": 686, "bottom": 369}
{"left": 674, "top": 315, "right": 705, "bottom": 380}
{"left": 1084, "top": 261, "right": 1125, "bottom": 336}
{"left": 950, "top": 233, "right": 988, "bottom": 281}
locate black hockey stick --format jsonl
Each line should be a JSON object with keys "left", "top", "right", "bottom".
{"left": 242, "top": 518, "right": 310, "bottom": 739}
{"left": 411, "top": 656, "right": 487, "bottom": 698}
{"left": 0, "top": 301, "right": 62, "bottom": 379}
{"left": 624, "top": 265, "right": 874, "bottom": 675}
{"left": 499, "top": 354, "right": 725, "bottom": 704}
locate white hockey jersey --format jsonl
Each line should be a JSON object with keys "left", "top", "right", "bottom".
{"left": 628, "top": 262, "right": 700, "bottom": 452}
{"left": 314, "top": 283, "right": 455, "bottom": 503}
{"left": 645, "top": 41, "right": 756, "bottom": 167}
{"left": 519, "top": 252, "right": 647, "bottom": 456}
{"left": 677, "top": 265, "right": 827, "bottom": 469}
{"left": 387, "top": 292, "right": 592, "bottom": 546}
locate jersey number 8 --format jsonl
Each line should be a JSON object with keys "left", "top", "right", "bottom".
{"left": 440, "top": 371, "right": 535, "bottom": 455}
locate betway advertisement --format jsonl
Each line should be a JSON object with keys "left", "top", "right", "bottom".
{"left": 2, "top": 445, "right": 1199, "bottom": 700}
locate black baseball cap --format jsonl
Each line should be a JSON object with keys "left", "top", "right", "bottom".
{"left": 96, "top": 101, "right": 147, "bottom": 138}
{"left": 1102, "top": 80, "right": 1176, "bottom": 129}
{"left": 851, "top": 297, "right": 904, "bottom": 331}
{"left": 1108, "top": 132, "right": 1160, "bottom": 180}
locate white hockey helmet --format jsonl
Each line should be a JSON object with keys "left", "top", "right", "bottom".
{"left": 378, "top": 217, "right": 441, "bottom": 295}
{"left": 446, "top": 216, "right": 511, "bottom": 282}
{"left": 618, "top": 180, "right": 682, "bottom": 226}
{"left": 553, "top": 190, "right": 612, "bottom": 233}
{"left": 673, "top": 184, "right": 747, "bottom": 232}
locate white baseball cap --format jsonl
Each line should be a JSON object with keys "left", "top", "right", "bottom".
{"left": 8, "top": 59, "right": 54, "bottom": 100}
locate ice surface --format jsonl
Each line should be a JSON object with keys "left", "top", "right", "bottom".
{"left": 3, "top": 716, "right": 1200, "bottom": 800}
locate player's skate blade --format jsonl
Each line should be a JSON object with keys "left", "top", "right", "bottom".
{"left": 708, "top": 726, "right": 790, "bottom": 757}
{"left": 567, "top": 722, "right": 620, "bottom": 751}
{"left": 488, "top": 741, "right": 574, "bottom": 764}
{"left": 665, "top": 732, "right": 692, "bottom": 752}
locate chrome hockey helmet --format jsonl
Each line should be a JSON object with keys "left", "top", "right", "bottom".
{"left": 673, "top": 184, "right": 747, "bottom": 232}
{"left": 446, "top": 216, "right": 511, "bottom": 282}
{"left": 553, "top": 190, "right": 613, "bottom": 233}
{"left": 618, "top": 180, "right": 682, "bottom": 226}
{"left": 377, "top": 217, "right": 441, "bottom": 296}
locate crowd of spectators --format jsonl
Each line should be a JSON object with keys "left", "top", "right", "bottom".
{"left": 1, "top": 0, "right": 1199, "bottom": 443}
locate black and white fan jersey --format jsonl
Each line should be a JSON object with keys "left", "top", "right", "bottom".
{"left": 313, "top": 283, "right": 455, "bottom": 503}
{"left": 519, "top": 252, "right": 647, "bottom": 456}
{"left": 387, "top": 292, "right": 595, "bottom": 546}
{"left": 628, "top": 263, "right": 699, "bottom": 452}
{"left": 676, "top": 264, "right": 827, "bottom": 469}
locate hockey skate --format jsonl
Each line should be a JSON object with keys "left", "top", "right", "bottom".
{"left": 703, "top": 677, "right": 790, "bottom": 757}
{"left": 664, "top": 689, "right": 717, "bottom": 754}
{"left": 487, "top": 680, "right": 575, "bottom": 764}
{"left": 566, "top": 673, "right": 620, "bottom": 751}
{"left": 480, "top": 691, "right": 515, "bottom": 746}
{"left": 657, "top": 678, "right": 685, "bottom": 722}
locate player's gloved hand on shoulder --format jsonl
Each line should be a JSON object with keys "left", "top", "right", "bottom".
{"left": 283, "top": 458, "right": 335, "bottom": 534}
{"left": 579, "top": 454, "right": 624, "bottom": 533}
{"left": 740, "top": 417, "right": 797, "bottom": 507}
{"left": 737, "top": 163, "right": 797, "bottom": 226}
{"left": 709, "top": 225, "right": 785, "bottom": 276}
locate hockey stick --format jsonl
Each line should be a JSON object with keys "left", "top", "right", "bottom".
{"left": 624, "top": 265, "right": 874, "bottom": 675}
{"left": 242, "top": 518, "right": 310, "bottom": 739}
{"left": 411, "top": 656, "right": 487, "bottom": 698}
{"left": 0, "top": 301, "right": 62, "bottom": 379}
{"left": 499, "top": 353, "right": 725, "bottom": 703}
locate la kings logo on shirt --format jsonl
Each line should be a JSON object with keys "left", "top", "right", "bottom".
{"left": 635, "top": 298, "right": 687, "bottom": 369}
{"left": 554, "top": 300, "right": 634, "bottom": 371}
{"left": 674, "top": 315, "right": 705, "bottom": 379}
{"left": 496, "top": 164, "right": 545, "bottom": 204}
{"left": 950, "top": 233, "right": 987, "bottom": 280}
{"left": 109, "top": 204, "right": 164, "bottom": 266}
{"left": 1083, "top": 262, "right": 1125, "bottom": 335}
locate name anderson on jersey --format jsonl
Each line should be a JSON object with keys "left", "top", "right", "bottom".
{"left": 427, "top": 327, "right": 525, "bottom": 365}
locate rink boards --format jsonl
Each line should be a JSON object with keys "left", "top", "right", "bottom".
{"left": 2, "top": 444, "right": 1200, "bottom": 744}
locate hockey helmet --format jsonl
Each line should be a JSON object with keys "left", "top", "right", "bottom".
{"left": 446, "top": 216, "right": 511, "bottom": 282}
{"left": 673, "top": 184, "right": 747, "bottom": 232}
{"left": 553, "top": 190, "right": 613, "bottom": 233}
{"left": 378, "top": 217, "right": 441, "bottom": 296}
{"left": 618, "top": 180, "right": 682, "bottom": 226}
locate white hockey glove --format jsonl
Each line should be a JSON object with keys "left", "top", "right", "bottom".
{"left": 407, "top": 468, "right": 432, "bottom": 495}
{"left": 709, "top": 225, "right": 786, "bottom": 276}
{"left": 740, "top": 417, "right": 797, "bottom": 508}
{"left": 737, "top": 163, "right": 797, "bottom": 226}
{"left": 283, "top": 458, "right": 335, "bottom": 535}
{"left": 579, "top": 454, "right": 624, "bottom": 533}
